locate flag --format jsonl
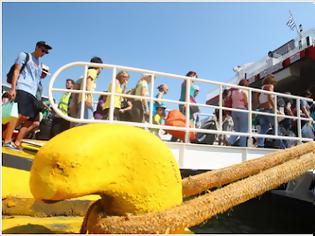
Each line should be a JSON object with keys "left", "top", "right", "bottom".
{"left": 286, "top": 15, "right": 296, "bottom": 31}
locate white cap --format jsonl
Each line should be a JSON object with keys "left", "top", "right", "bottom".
{"left": 193, "top": 85, "right": 200, "bottom": 91}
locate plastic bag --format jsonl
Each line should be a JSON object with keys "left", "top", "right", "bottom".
{"left": 2, "top": 102, "right": 18, "bottom": 124}
{"left": 301, "top": 122, "right": 314, "bottom": 140}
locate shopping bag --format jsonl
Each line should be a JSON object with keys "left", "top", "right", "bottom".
{"left": 301, "top": 122, "right": 314, "bottom": 140}
{"left": 2, "top": 102, "right": 18, "bottom": 124}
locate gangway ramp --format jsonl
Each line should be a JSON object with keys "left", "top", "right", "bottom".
{"left": 48, "top": 61, "right": 314, "bottom": 170}
{"left": 166, "top": 142, "right": 274, "bottom": 170}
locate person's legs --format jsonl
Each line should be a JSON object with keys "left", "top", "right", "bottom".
{"left": 228, "top": 111, "right": 239, "bottom": 145}
{"left": 3, "top": 115, "right": 26, "bottom": 144}
{"left": 14, "top": 120, "right": 36, "bottom": 147}
{"left": 257, "top": 110, "right": 273, "bottom": 147}
{"left": 4, "top": 90, "right": 37, "bottom": 145}
{"left": 83, "top": 105, "right": 94, "bottom": 120}
{"left": 131, "top": 101, "right": 143, "bottom": 123}
{"left": 238, "top": 111, "right": 249, "bottom": 147}
{"left": 113, "top": 108, "right": 120, "bottom": 120}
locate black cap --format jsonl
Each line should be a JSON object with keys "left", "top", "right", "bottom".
{"left": 36, "top": 41, "right": 52, "bottom": 50}
{"left": 90, "top": 56, "right": 103, "bottom": 64}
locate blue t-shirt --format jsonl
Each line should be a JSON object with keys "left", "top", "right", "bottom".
{"left": 15, "top": 52, "right": 41, "bottom": 97}
{"left": 179, "top": 81, "right": 195, "bottom": 102}
{"left": 152, "top": 93, "right": 167, "bottom": 115}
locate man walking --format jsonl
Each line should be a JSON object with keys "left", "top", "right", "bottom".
{"left": 3, "top": 41, "right": 52, "bottom": 150}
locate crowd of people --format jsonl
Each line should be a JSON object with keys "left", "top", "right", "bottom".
{"left": 2, "top": 41, "right": 315, "bottom": 151}
{"left": 221, "top": 74, "right": 315, "bottom": 148}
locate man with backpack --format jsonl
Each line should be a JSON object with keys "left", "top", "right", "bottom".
{"left": 3, "top": 41, "right": 52, "bottom": 150}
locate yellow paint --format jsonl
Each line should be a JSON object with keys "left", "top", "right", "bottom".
{"left": 2, "top": 166, "right": 99, "bottom": 201}
{"left": 2, "top": 147, "right": 36, "bottom": 159}
{"left": 30, "top": 124, "right": 182, "bottom": 215}
{"left": 21, "top": 143, "right": 40, "bottom": 152}
{"left": 22, "top": 139, "right": 47, "bottom": 147}
{"left": 2, "top": 167, "right": 33, "bottom": 198}
{"left": 2, "top": 216, "right": 83, "bottom": 233}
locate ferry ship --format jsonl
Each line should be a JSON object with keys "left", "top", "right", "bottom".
{"left": 2, "top": 28, "right": 315, "bottom": 233}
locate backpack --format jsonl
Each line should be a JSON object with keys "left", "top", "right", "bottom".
{"left": 7, "top": 52, "right": 30, "bottom": 84}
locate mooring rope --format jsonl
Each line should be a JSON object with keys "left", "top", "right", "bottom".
{"left": 182, "top": 142, "right": 315, "bottom": 197}
{"left": 85, "top": 151, "right": 315, "bottom": 233}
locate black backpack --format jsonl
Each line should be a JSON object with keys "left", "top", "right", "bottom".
{"left": 6, "top": 52, "right": 30, "bottom": 84}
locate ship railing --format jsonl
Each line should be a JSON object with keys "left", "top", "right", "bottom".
{"left": 48, "top": 62, "right": 314, "bottom": 146}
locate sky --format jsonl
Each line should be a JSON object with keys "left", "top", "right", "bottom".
{"left": 2, "top": 2, "right": 315, "bottom": 112}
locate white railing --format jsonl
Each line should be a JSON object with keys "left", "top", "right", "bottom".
{"left": 48, "top": 62, "right": 314, "bottom": 146}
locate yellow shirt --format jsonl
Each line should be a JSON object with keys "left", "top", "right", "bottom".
{"left": 103, "top": 81, "right": 122, "bottom": 110}
{"left": 135, "top": 80, "right": 149, "bottom": 100}
{"left": 78, "top": 69, "right": 98, "bottom": 103}
{"left": 153, "top": 113, "right": 162, "bottom": 125}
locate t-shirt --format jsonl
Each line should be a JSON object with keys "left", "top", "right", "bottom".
{"left": 153, "top": 93, "right": 166, "bottom": 115}
{"left": 15, "top": 52, "right": 41, "bottom": 97}
{"left": 300, "top": 99, "right": 310, "bottom": 111}
{"left": 78, "top": 68, "right": 98, "bottom": 103}
{"left": 103, "top": 81, "right": 122, "bottom": 109}
{"left": 153, "top": 113, "right": 162, "bottom": 125}
{"left": 135, "top": 80, "right": 149, "bottom": 98}
{"left": 179, "top": 81, "right": 195, "bottom": 102}
{"left": 231, "top": 89, "right": 246, "bottom": 109}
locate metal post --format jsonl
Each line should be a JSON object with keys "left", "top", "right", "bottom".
{"left": 218, "top": 85, "right": 223, "bottom": 132}
{"left": 296, "top": 98, "right": 302, "bottom": 143}
{"left": 149, "top": 74, "right": 155, "bottom": 124}
{"left": 80, "top": 65, "right": 88, "bottom": 119}
{"left": 184, "top": 77, "right": 191, "bottom": 143}
{"left": 248, "top": 88, "right": 252, "bottom": 145}
{"left": 109, "top": 67, "right": 117, "bottom": 121}
{"left": 274, "top": 95, "right": 278, "bottom": 136}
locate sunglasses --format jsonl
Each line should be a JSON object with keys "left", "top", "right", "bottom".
{"left": 40, "top": 48, "right": 49, "bottom": 54}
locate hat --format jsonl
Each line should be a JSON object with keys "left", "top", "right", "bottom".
{"left": 156, "top": 104, "right": 167, "bottom": 109}
{"left": 193, "top": 85, "right": 200, "bottom": 91}
{"left": 142, "top": 73, "right": 153, "bottom": 80}
{"left": 90, "top": 56, "right": 103, "bottom": 64}
{"left": 41, "top": 64, "right": 51, "bottom": 75}
{"left": 36, "top": 41, "right": 52, "bottom": 50}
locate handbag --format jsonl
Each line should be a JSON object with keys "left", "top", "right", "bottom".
{"left": 2, "top": 102, "right": 18, "bottom": 124}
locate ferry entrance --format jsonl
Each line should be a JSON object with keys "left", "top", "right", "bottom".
{"left": 47, "top": 61, "right": 314, "bottom": 170}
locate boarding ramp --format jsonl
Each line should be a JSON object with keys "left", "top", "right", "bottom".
{"left": 48, "top": 62, "right": 314, "bottom": 170}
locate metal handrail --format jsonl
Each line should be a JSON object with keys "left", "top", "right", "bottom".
{"left": 48, "top": 62, "right": 314, "bottom": 144}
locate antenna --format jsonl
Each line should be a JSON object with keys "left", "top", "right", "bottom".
{"left": 286, "top": 10, "right": 303, "bottom": 48}
{"left": 286, "top": 10, "right": 302, "bottom": 38}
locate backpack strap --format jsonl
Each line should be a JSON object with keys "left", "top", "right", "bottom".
{"left": 20, "top": 52, "right": 30, "bottom": 74}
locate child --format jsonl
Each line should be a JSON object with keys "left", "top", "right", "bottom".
{"left": 152, "top": 104, "right": 166, "bottom": 136}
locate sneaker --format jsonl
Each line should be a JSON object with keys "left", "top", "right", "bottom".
{"left": 3, "top": 141, "right": 22, "bottom": 151}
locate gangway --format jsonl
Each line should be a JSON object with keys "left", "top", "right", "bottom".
{"left": 48, "top": 62, "right": 314, "bottom": 171}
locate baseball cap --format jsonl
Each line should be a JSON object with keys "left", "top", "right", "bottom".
{"left": 36, "top": 41, "right": 52, "bottom": 50}
{"left": 90, "top": 56, "right": 103, "bottom": 64}
{"left": 156, "top": 104, "right": 167, "bottom": 109}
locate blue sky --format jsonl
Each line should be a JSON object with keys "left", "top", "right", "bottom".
{"left": 2, "top": 2, "right": 315, "bottom": 111}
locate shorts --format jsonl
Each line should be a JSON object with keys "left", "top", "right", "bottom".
{"left": 15, "top": 90, "right": 39, "bottom": 120}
